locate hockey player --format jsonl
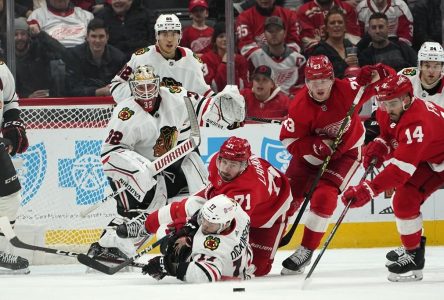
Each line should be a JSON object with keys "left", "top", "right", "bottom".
{"left": 342, "top": 74, "right": 444, "bottom": 282}
{"left": 0, "top": 62, "right": 29, "bottom": 273}
{"left": 110, "top": 14, "right": 214, "bottom": 102}
{"left": 117, "top": 136, "right": 295, "bottom": 277}
{"left": 279, "top": 55, "right": 391, "bottom": 275}
{"left": 142, "top": 195, "right": 253, "bottom": 283}
{"left": 88, "top": 65, "right": 245, "bottom": 261}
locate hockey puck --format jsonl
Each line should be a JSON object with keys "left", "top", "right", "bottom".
{"left": 233, "top": 288, "right": 245, "bottom": 292}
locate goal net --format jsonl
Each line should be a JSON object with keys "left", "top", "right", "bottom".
{"left": 11, "top": 97, "right": 117, "bottom": 262}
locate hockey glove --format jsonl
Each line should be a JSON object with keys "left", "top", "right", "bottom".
{"left": 312, "top": 137, "right": 334, "bottom": 160}
{"left": 1, "top": 120, "right": 29, "bottom": 156}
{"left": 363, "top": 138, "right": 390, "bottom": 169}
{"left": 356, "top": 65, "right": 375, "bottom": 86}
{"left": 341, "top": 180, "right": 376, "bottom": 208}
{"left": 363, "top": 114, "right": 380, "bottom": 144}
{"left": 142, "top": 255, "right": 176, "bottom": 280}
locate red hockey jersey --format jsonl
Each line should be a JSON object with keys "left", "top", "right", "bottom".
{"left": 181, "top": 26, "right": 214, "bottom": 55}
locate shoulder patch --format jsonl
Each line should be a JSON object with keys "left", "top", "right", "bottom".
{"left": 193, "top": 53, "right": 203, "bottom": 63}
{"left": 168, "top": 86, "right": 182, "bottom": 93}
{"left": 118, "top": 107, "right": 135, "bottom": 121}
{"left": 204, "top": 236, "right": 220, "bottom": 251}
{"left": 134, "top": 47, "right": 148, "bottom": 56}
{"left": 402, "top": 68, "right": 416, "bottom": 76}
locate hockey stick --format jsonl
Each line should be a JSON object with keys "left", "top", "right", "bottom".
{"left": 77, "top": 234, "right": 170, "bottom": 275}
{"left": 245, "top": 116, "right": 283, "bottom": 124}
{"left": 80, "top": 96, "right": 201, "bottom": 217}
{"left": 302, "top": 160, "right": 376, "bottom": 289}
{"left": 279, "top": 86, "right": 366, "bottom": 248}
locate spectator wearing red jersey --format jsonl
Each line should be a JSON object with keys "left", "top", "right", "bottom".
{"left": 242, "top": 65, "right": 290, "bottom": 122}
{"left": 236, "top": 0, "right": 301, "bottom": 57}
{"left": 201, "top": 22, "right": 249, "bottom": 92}
{"left": 180, "top": 0, "right": 214, "bottom": 56}
{"left": 297, "top": 0, "right": 361, "bottom": 52}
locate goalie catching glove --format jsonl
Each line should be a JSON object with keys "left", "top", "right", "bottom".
{"left": 1, "top": 119, "right": 28, "bottom": 156}
{"left": 102, "top": 150, "right": 157, "bottom": 202}
{"left": 203, "top": 85, "right": 246, "bottom": 130}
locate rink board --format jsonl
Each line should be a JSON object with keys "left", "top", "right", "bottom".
{"left": 12, "top": 124, "right": 444, "bottom": 249}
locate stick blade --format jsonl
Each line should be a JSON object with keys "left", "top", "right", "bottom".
{"left": 77, "top": 254, "right": 132, "bottom": 275}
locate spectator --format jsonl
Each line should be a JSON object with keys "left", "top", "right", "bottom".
{"left": 358, "top": 13, "right": 417, "bottom": 72}
{"left": 241, "top": 65, "right": 290, "bottom": 121}
{"left": 201, "top": 22, "right": 248, "bottom": 93}
{"left": 236, "top": 0, "right": 301, "bottom": 57}
{"left": 0, "top": 0, "right": 5, "bottom": 59}
{"left": 95, "top": 0, "right": 151, "bottom": 58}
{"left": 356, "top": 0, "right": 414, "bottom": 46}
{"left": 71, "top": 0, "right": 105, "bottom": 13}
{"left": 246, "top": 15, "right": 305, "bottom": 96}
{"left": 27, "top": 0, "right": 94, "bottom": 48}
{"left": 311, "top": 7, "right": 359, "bottom": 79}
{"left": 66, "top": 18, "right": 126, "bottom": 97}
{"left": 297, "top": 0, "right": 361, "bottom": 52}
{"left": 14, "top": 17, "right": 70, "bottom": 97}
{"left": 408, "top": 0, "right": 442, "bottom": 51}
{"left": 181, "top": 0, "right": 214, "bottom": 56}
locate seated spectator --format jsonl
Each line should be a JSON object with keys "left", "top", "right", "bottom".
{"left": 358, "top": 13, "right": 417, "bottom": 72}
{"left": 71, "top": 0, "right": 105, "bottom": 13}
{"left": 241, "top": 65, "right": 290, "bottom": 121}
{"left": 356, "top": 0, "right": 413, "bottom": 46}
{"left": 14, "top": 17, "right": 70, "bottom": 97}
{"left": 27, "top": 0, "right": 94, "bottom": 48}
{"left": 180, "top": 0, "right": 213, "bottom": 56}
{"left": 408, "top": 0, "right": 442, "bottom": 51}
{"left": 201, "top": 22, "right": 248, "bottom": 93}
{"left": 297, "top": 0, "right": 360, "bottom": 52}
{"left": 246, "top": 16, "right": 305, "bottom": 96}
{"left": 311, "top": 7, "right": 358, "bottom": 79}
{"left": 236, "top": 0, "right": 301, "bottom": 57}
{"left": 66, "top": 18, "right": 126, "bottom": 97}
{"left": 95, "top": 0, "right": 151, "bottom": 58}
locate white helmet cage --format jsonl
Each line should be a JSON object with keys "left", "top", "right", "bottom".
{"left": 418, "top": 42, "right": 444, "bottom": 65}
{"left": 129, "top": 65, "right": 160, "bottom": 103}
{"left": 199, "top": 195, "right": 238, "bottom": 234}
{"left": 155, "top": 14, "right": 182, "bottom": 41}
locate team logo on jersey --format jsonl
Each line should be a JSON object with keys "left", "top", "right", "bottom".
{"left": 134, "top": 47, "right": 148, "bottom": 55}
{"left": 261, "top": 137, "right": 292, "bottom": 173}
{"left": 14, "top": 143, "right": 47, "bottom": 206}
{"left": 161, "top": 77, "right": 183, "bottom": 88}
{"left": 168, "top": 86, "right": 182, "bottom": 93}
{"left": 118, "top": 107, "right": 134, "bottom": 121}
{"left": 204, "top": 236, "right": 220, "bottom": 250}
{"left": 402, "top": 68, "right": 416, "bottom": 76}
{"left": 153, "top": 126, "right": 179, "bottom": 157}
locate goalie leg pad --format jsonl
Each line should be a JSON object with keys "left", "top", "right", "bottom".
{"left": 98, "top": 218, "right": 137, "bottom": 258}
{"left": 0, "top": 192, "right": 21, "bottom": 222}
{"left": 181, "top": 152, "right": 209, "bottom": 195}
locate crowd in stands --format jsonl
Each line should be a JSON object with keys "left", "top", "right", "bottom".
{"left": 0, "top": 0, "right": 442, "bottom": 120}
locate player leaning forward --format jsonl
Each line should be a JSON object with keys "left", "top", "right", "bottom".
{"left": 279, "top": 55, "right": 391, "bottom": 275}
{"left": 88, "top": 65, "right": 245, "bottom": 260}
{"left": 342, "top": 74, "right": 444, "bottom": 282}
{"left": 0, "top": 62, "right": 29, "bottom": 273}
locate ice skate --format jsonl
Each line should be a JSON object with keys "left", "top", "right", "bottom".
{"left": 387, "top": 246, "right": 425, "bottom": 282}
{"left": 0, "top": 251, "right": 30, "bottom": 275}
{"left": 116, "top": 212, "right": 149, "bottom": 239}
{"left": 281, "top": 246, "right": 313, "bottom": 275}
{"left": 386, "top": 236, "right": 426, "bottom": 266}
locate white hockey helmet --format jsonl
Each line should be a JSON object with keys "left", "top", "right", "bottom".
{"left": 418, "top": 42, "right": 444, "bottom": 64}
{"left": 154, "top": 14, "right": 182, "bottom": 40}
{"left": 199, "top": 195, "right": 238, "bottom": 234}
{"left": 129, "top": 65, "right": 160, "bottom": 112}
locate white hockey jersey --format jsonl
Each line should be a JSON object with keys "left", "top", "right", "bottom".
{"left": 398, "top": 67, "right": 444, "bottom": 107}
{"left": 110, "top": 46, "right": 213, "bottom": 102}
{"left": 0, "top": 62, "right": 19, "bottom": 128}
{"left": 183, "top": 208, "right": 253, "bottom": 283}
{"left": 27, "top": 6, "right": 93, "bottom": 48}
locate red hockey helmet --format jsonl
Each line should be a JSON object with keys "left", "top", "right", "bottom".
{"left": 375, "top": 74, "right": 413, "bottom": 102}
{"left": 219, "top": 137, "right": 252, "bottom": 162}
{"left": 305, "top": 55, "right": 334, "bottom": 80}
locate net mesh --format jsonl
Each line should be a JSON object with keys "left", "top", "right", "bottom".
{"left": 14, "top": 100, "right": 117, "bottom": 253}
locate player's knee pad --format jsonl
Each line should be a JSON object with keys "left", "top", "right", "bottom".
{"left": 0, "top": 191, "right": 21, "bottom": 222}
{"left": 310, "top": 180, "right": 338, "bottom": 216}
{"left": 0, "top": 146, "right": 21, "bottom": 197}
{"left": 181, "top": 151, "right": 209, "bottom": 194}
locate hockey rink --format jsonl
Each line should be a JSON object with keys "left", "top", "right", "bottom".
{"left": 1, "top": 248, "right": 443, "bottom": 300}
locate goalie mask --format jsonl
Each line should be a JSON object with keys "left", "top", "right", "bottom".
{"left": 129, "top": 65, "right": 160, "bottom": 113}
{"left": 199, "top": 195, "right": 238, "bottom": 234}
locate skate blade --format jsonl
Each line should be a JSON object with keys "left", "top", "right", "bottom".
{"left": 0, "top": 267, "right": 30, "bottom": 275}
{"left": 388, "top": 270, "right": 423, "bottom": 282}
{"left": 281, "top": 266, "right": 306, "bottom": 276}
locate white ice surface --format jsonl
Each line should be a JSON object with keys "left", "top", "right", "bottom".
{"left": 1, "top": 248, "right": 443, "bottom": 300}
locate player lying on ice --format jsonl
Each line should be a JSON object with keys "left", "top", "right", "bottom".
{"left": 115, "top": 136, "right": 296, "bottom": 277}
{"left": 87, "top": 64, "right": 246, "bottom": 263}
{"left": 342, "top": 74, "right": 444, "bottom": 282}
{"left": 142, "top": 195, "right": 254, "bottom": 283}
